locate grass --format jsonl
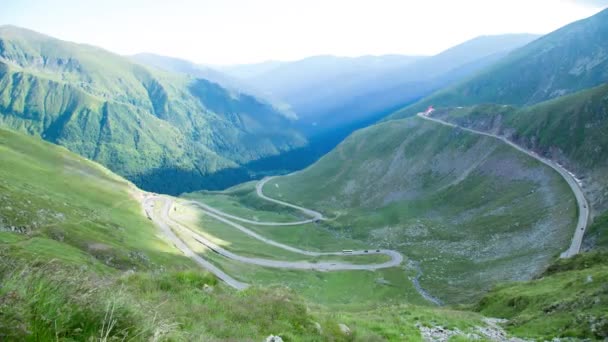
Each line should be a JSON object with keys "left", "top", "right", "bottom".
{"left": 184, "top": 181, "right": 308, "bottom": 222}
{"left": 0, "top": 253, "right": 332, "bottom": 341}
{"left": 0, "top": 128, "right": 195, "bottom": 271}
{"left": 260, "top": 117, "right": 576, "bottom": 304}
{"left": 172, "top": 198, "right": 391, "bottom": 264}
{"left": 0, "top": 261, "right": 159, "bottom": 341}
{"left": 187, "top": 249, "right": 429, "bottom": 310}
{"left": 476, "top": 252, "right": 608, "bottom": 340}
{"left": 0, "top": 116, "right": 601, "bottom": 341}
{"left": 585, "top": 211, "right": 608, "bottom": 250}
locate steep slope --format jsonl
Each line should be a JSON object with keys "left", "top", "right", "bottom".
{"left": 390, "top": 8, "right": 608, "bottom": 119}
{"left": 0, "top": 127, "right": 190, "bottom": 270}
{"left": 423, "top": 84, "right": 608, "bottom": 249}
{"left": 264, "top": 116, "right": 577, "bottom": 303}
{"left": 0, "top": 127, "right": 362, "bottom": 340}
{"left": 0, "top": 26, "right": 306, "bottom": 195}
{"left": 0, "top": 127, "right": 603, "bottom": 341}
{"left": 476, "top": 251, "right": 608, "bottom": 340}
{"left": 131, "top": 53, "right": 296, "bottom": 118}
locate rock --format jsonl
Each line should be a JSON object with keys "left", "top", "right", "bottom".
{"left": 338, "top": 323, "right": 351, "bottom": 335}
{"left": 416, "top": 323, "right": 461, "bottom": 341}
{"left": 203, "top": 284, "right": 214, "bottom": 293}
{"left": 265, "top": 335, "right": 283, "bottom": 342}
{"left": 313, "top": 321, "right": 322, "bottom": 334}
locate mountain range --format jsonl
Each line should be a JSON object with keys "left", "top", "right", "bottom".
{"left": 0, "top": 25, "right": 305, "bottom": 195}
{"left": 391, "top": 8, "right": 608, "bottom": 118}
{"left": 222, "top": 34, "right": 539, "bottom": 136}
{"left": 1, "top": 6, "right": 608, "bottom": 341}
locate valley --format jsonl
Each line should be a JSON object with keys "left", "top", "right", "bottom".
{"left": 1, "top": 4, "right": 608, "bottom": 341}
{"left": 262, "top": 115, "right": 577, "bottom": 304}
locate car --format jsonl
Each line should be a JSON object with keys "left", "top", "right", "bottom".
{"left": 364, "top": 250, "right": 368, "bottom": 253}
{"left": 376, "top": 249, "right": 380, "bottom": 253}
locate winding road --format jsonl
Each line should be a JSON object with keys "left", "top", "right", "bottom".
{"left": 417, "top": 113, "right": 590, "bottom": 258}
{"left": 143, "top": 195, "right": 249, "bottom": 290}
{"left": 143, "top": 177, "right": 404, "bottom": 290}
{"left": 169, "top": 200, "right": 402, "bottom": 271}
{"left": 183, "top": 177, "right": 324, "bottom": 226}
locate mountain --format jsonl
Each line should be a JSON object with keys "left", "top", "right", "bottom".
{"left": 131, "top": 53, "right": 297, "bottom": 118}
{"left": 0, "top": 25, "right": 306, "bottom": 195}
{"left": 262, "top": 115, "right": 577, "bottom": 303}
{"left": 424, "top": 83, "right": 608, "bottom": 249}
{"left": 222, "top": 54, "right": 425, "bottom": 133}
{"left": 225, "top": 34, "right": 538, "bottom": 136}
{"left": 390, "top": 8, "right": 608, "bottom": 119}
{"left": 215, "top": 35, "right": 538, "bottom": 176}
{"left": 0, "top": 127, "right": 364, "bottom": 340}
{"left": 1, "top": 119, "right": 606, "bottom": 340}
{"left": 382, "top": 9, "right": 608, "bottom": 248}
{"left": 218, "top": 60, "right": 286, "bottom": 80}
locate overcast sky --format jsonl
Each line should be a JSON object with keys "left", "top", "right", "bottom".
{"left": 1, "top": 0, "right": 606, "bottom": 65}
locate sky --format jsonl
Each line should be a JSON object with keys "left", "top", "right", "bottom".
{"left": 1, "top": 0, "right": 607, "bottom": 65}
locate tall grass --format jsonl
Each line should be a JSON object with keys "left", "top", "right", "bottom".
{"left": 0, "top": 259, "right": 169, "bottom": 341}
{"left": 0, "top": 256, "right": 357, "bottom": 341}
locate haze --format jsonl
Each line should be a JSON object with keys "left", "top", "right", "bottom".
{"left": 0, "top": 0, "right": 606, "bottom": 65}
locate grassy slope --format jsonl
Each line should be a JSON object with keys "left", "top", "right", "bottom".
{"left": 1, "top": 121, "right": 601, "bottom": 340}
{"left": 426, "top": 84, "right": 608, "bottom": 245}
{"left": 586, "top": 212, "right": 608, "bottom": 250}
{"left": 0, "top": 127, "right": 191, "bottom": 270}
{"left": 477, "top": 252, "right": 608, "bottom": 340}
{"left": 0, "top": 127, "right": 340, "bottom": 341}
{"left": 171, "top": 200, "right": 390, "bottom": 264}
{"left": 388, "top": 8, "right": 608, "bottom": 120}
{"left": 186, "top": 135, "right": 608, "bottom": 340}
{"left": 0, "top": 26, "right": 306, "bottom": 195}
{"left": 0, "top": 127, "right": 494, "bottom": 341}
{"left": 262, "top": 116, "right": 576, "bottom": 304}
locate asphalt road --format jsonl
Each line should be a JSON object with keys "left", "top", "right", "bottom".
{"left": 256, "top": 177, "right": 325, "bottom": 221}
{"left": 166, "top": 197, "right": 403, "bottom": 270}
{"left": 143, "top": 195, "right": 249, "bottom": 290}
{"left": 143, "top": 191, "right": 404, "bottom": 289}
{"left": 417, "top": 113, "right": 590, "bottom": 257}
{"left": 184, "top": 177, "right": 324, "bottom": 226}
{"left": 175, "top": 199, "right": 403, "bottom": 269}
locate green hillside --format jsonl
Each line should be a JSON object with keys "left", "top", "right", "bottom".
{"left": 3, "top": 126, "right": 603, "bottom": 340}
{"left": 390, "top": 8, "right": 608, "bottom": 119}
{"left": 0, "top": 127, "right": 191, "bottom": 270}
{"left": 0, "top": 127, "right": 340, "bottom": 340}
{"left": 263, "top": 116, "right": 577, "bottom": 303}
{"left": 477, "top": 251, "right": 608, "bottom": 340}
{"left": 1, "top": 127, "right": 533, "bottom": 341}
{"left": 0, "top": 26, "right": 306, "bottom": 195}
{"left": 429, "top": 83, "right": 608, "bottom": 211}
